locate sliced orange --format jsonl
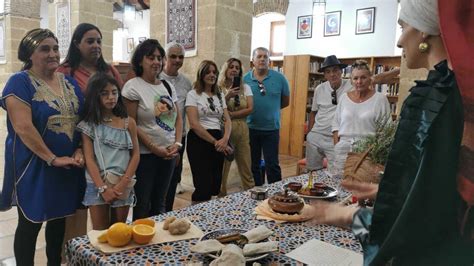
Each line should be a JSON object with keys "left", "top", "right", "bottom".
{"left": 97, "top": 231, "right": 108, "bottom": 243}
{"left": 107, "top": 222, "right": 132, "bottom": 247}
{"left": 132, "top": 224, "right": 156, "bottom": 245}
{"left": 132, "top": 218, "right": 156, "bottom": 228}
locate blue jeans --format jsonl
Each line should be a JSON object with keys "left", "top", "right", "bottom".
{"left": 249, "top": 129, "right": 282, "bottom": 186}
{"left": 133, "top": 154, "right": 176, "bottom": 220}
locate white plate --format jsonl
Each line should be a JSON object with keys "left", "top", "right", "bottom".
{"left": 199, "top": 228, "right": 269, "bottom": 262}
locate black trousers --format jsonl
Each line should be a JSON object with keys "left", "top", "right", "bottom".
{"left": 14, "top": 208, "right": 65, "bottom": 266}
{"left": 187, "top": 129, "right": 224, "bottom": 201}
{"left": 166, "top": 136, "right": 186, "bottom": 212}
{"left": 133, "top": 153, "right": 176, "bottom": 219}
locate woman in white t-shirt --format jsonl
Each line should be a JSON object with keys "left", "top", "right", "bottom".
{"left": 332, "top": 60, "right": 391, "bottom": 174}
{"left": 217, "top": 58, "right": 255, "bottom": 196}
{"left": 122, "top": 39, "right": 183, "bottom": 219}
{"left": 186, "top": 60, "right": 232, "bottom": 202}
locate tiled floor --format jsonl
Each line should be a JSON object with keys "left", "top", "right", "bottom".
{"left": 0, "top": 110, "right": 299, "bottom": 265}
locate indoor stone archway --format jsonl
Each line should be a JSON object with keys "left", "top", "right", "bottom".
{"left": 253, "top": 0, "right": 289, "bottom": 17}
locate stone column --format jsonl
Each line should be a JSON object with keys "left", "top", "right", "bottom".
{"left": 150, "top": 0, "right": 253, "bottom": 80}
{"left": 49, "top": 0, "right": 115, "bottom": 62}
{"left": 0, "top": 0, "right": 41, "bottom": 90}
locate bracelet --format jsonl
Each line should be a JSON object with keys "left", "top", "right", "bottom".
{"left": 175, "top": 142, "right": 183, "bottom": 148}
{"left": 46, "top": 155, "right": 57, "bottom": 166}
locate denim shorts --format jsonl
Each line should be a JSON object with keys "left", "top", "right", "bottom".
{"left": 82, "top": 181, "right": 136, "bottom": 208}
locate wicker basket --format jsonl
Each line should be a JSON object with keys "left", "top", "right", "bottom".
{"left": 343, "top": 148, "right": 384, "bottom": 184}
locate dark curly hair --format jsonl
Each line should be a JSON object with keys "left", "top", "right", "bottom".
{"left": 131, "top": 39, "right": 165, "bottom": 77}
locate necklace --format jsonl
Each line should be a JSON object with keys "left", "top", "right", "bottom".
{"left": 103, "top": 117, "right": 113, "bottom": 122}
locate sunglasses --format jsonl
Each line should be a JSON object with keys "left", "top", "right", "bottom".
{"left": 234, "top": 95, "right": 240, "bottom": 107}
{"left": 258, "top": 81, "right": 266, "bottom": 96}
{"left": 207, "top": 97, "right": 216, "bottom": 112}
{"left": 331, "top": 90, "right": 337, "bottom": 105}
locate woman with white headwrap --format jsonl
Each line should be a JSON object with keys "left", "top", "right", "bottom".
{"left": 310, "top": 0, "right": 473, "bottom": 264}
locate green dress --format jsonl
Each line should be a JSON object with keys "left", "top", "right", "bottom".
{"left": 352, "top": 60, "right": 473, "bottom": 265}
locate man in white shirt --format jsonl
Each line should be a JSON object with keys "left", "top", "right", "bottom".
{"left": 306, "top": 55, "right": 351, "bottom": 173}
{"left": 160, "top": 42, "right": 192, "bottom": 211}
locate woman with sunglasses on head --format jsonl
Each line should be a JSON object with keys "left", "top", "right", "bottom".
{"left": 122, "top": 39, "right": 183, "bottom": 219}
{"left": 186, "top": 60, "right": 232, "bottom": 203}
{"left": 57, "top": 23, "right": 123, "bottom": 93}
{"left": 217, "top": 58, "right": 255, "bottom": 196}
{"left": 312, "top": 0, "right": 473, "bottom": 264}
{"left": 331, "top": 60, "right": 391, "bottom": 175}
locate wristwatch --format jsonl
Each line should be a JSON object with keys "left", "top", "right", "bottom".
{"left": 175, "top": 142, "right": 183, "bottom": 149}
{"left": 97, "top": 185, "right": 108, "bottom": 194}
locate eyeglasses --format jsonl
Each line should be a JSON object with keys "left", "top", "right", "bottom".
{"left": 234, "top": 95, "right": 240, "bottom": 107}
{"left": 258, "top": 81, "right": 266, "bottom": 96}
{"left": 331, "top": 90, "right": 337, "bottom": 105}
{"left": 207, "top": 97, "right": 216, "bottom": 112}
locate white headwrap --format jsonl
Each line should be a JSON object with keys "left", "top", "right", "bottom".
{"left": 399, "top": 0, "right": 440, "bottom": 35}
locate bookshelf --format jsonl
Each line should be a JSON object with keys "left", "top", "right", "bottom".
{"left": 279, "top": 55, "right": 325, "bottom": 158}
{"left": 279, "top": 55, "right": 401, "bottom": 158}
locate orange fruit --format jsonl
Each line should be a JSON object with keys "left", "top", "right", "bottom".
{"left": 106, "top": 222, "right": 132, "bottom": 247}
{"left": 132, "top": 224, "right": 155, "bottom": 245}
{"left": 97, "top": 231, "right": 108, "bottom": 243}
{"left": 132, "top": 218, "right": 155, "bottom": 228}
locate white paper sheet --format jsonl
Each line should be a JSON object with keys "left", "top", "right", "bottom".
{"left": 285, "top": 239, "right": 363, "bottom": 266}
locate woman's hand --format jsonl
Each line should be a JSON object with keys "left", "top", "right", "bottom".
{"left": 101, "top": 188, "right": 119, "bottom": 203}
{"left": 225, "top": 88, "right": 240, "bottom": 100}
{"left": 310, "top": 201, "right": 359, "bottom": 229}
{"left": 341, "top": 179, "right": 379, "bottom": 200}
{"left": 214, "top": 138, "right": 228, "bottom": 152}
{"left": 51, "top": 156, "right": 81, "bottom": 169}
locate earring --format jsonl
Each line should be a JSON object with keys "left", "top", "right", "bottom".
{"left": 419, "top": 42, "right": 429, "bottom": 53}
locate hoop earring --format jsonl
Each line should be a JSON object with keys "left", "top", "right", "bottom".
{"left": 419, "top": 42, "right": 429, "bottom": 53}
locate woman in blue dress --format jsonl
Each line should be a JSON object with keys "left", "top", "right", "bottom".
{"left": 0, "top": 29, "right": 84, "bottom": 265}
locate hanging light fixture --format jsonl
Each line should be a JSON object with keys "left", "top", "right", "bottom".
{"left": 313, "top": 0, "right": 326, "bottom": 18}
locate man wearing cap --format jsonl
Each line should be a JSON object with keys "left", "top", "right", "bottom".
{"left": 306, "top": 55, "right": 351, "bottom": 174}
{"left": 244, "top": 47, "right": 290, "bottom": 186}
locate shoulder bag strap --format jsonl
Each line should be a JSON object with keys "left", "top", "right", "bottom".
{"left": 161, "top": 79, "right": 172, "bottom": 97}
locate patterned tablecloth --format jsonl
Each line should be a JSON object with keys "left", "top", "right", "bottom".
{"left": 65, "top": 171, "right": 362, "bottom": 265}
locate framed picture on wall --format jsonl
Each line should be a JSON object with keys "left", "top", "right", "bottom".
{"left": 297, "top": 15, "right": 312, "bottom": 39}
{"left": 356, "top": 7, "right": 375, "bottom": 34}
{"left": 127, "top": 38, "right": 134, "bottom": 53}
{"left": 324, "top": 11, "right": 341, "bottom": 37}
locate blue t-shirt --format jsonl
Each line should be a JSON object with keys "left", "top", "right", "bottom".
{"left": 243, "top": 69, "right": 290, "bottom": 130}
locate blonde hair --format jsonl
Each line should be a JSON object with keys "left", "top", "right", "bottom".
{"left": 218, "top": 58, "right": 244, "bottom": 91}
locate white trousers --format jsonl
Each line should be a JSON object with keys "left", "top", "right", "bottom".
{"left": 305, "top": 132, "right": 335, "bottom": 171}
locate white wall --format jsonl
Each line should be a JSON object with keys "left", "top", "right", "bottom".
{"left": 113, "top": 9, "right": 150, "bottom": 62}
{"left": 251, "top": 0, "right": 401, "bottom": 58}
{"left": 251, "top": 13, "right": 285, "bottom": 58}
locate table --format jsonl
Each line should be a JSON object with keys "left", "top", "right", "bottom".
{"left": 66, "top": 171, "right": 362, "bottom": 265}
